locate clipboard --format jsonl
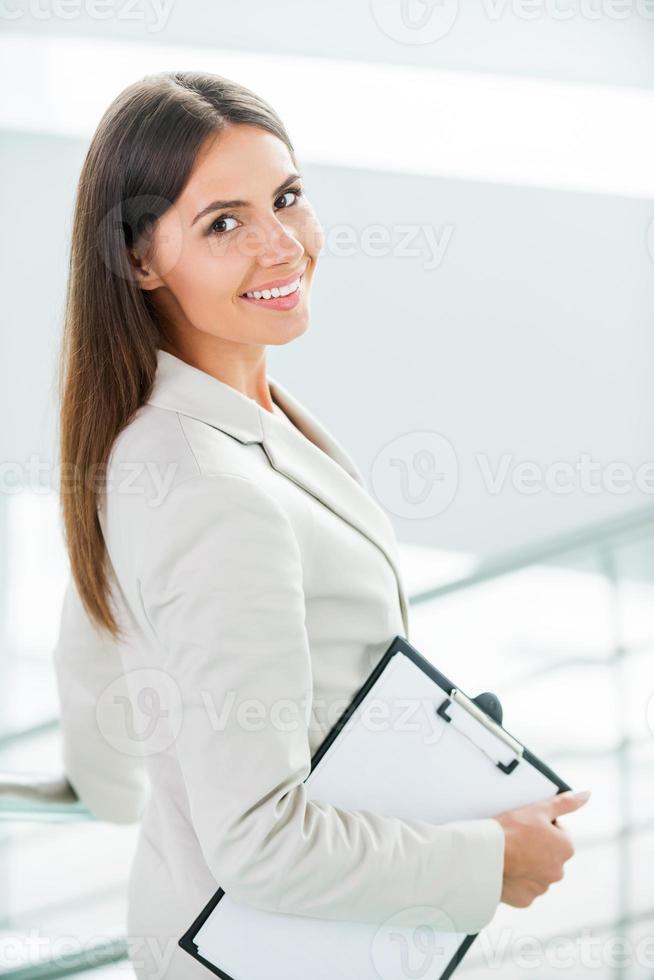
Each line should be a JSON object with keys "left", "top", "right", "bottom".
{"left": 179, "top": 634, "right": 571, "bottom": 979}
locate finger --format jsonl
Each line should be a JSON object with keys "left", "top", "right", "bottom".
{"left": 560, "top": 826, "right": 575, "bottom": 858}
{"left": 549, "top": 789, "right": 591, "bottom": 818}
{"left": 527, "top": 877, "right": 550, "bottom": 897}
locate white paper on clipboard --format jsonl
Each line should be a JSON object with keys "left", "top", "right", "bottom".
{"left": 182, "top": 638, "right": 566, "bottom": 980}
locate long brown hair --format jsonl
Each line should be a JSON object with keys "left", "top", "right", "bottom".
{"left": 57, "top": 70, "right": 297, "bottom": 642}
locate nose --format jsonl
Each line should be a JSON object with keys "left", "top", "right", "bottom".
{"left": 252, "top": 215, "right": 304, "bottom": 269}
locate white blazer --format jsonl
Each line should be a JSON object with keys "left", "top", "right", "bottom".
{"left": 53, "top": 348, "right": 505, "bottom": 980}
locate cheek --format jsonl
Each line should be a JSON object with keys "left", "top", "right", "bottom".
{"left": 297, "top": 208, "right": 325, "bottom": 257}
{"left": 169, "top": 233, "right": 244, "bottom": 301}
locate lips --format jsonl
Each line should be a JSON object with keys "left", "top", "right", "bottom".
{"left": 238, "top": 272, "right": 305, "bottom": 310}
{"left": 239, "top": 262, "right": 308, "bottom": 297}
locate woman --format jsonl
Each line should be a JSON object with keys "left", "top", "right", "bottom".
{"left": 52, "top": 70, "right": 588, "bottom": 979}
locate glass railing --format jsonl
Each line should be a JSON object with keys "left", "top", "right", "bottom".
{"left": 1, "top": 504, "right": 654, "bottom": 978}
{"left": 406, "top": 508, "right": 654, "bottom": 980}
{"left": 0, "top": 773, "right": 89, "bottom": 823}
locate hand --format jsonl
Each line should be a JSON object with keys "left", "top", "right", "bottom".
{"left": 493, "top": 789, "right": 591, "bottom": 909}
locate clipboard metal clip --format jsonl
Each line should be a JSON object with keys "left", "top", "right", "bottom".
{"left": 436, "top": 688, "right": 524, "bottom": 775}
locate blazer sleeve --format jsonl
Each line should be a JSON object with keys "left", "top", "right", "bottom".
{"left": 134, "top": 471, "right": 506, "bottom": 932}
{"left": 52, "top": 574, "right": 150, "bottom": 824}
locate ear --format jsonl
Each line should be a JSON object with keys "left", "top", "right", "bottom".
{"left": 127, "top": 248, "right": 165, "bottom": 291}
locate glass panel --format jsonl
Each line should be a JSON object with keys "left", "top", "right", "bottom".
{"left": 613, "top": 533, "right": 654, "bottom": 652}
{"left": 408, "top": 557, "right": 617, "bottom": 700}
{"left": 0, "top": 731, "right": 137, "bottom": 977}
{"left": 411, "top": 527, "right": 654, "bottom": 977}
{"left": 625, "top": 739, "right": 654, "bottom": 827}
{"left": 0, "top": 492, "right": 68, "bottom": 741}
{"left": 626, "top": 828, "right": 654, "bottom": 922}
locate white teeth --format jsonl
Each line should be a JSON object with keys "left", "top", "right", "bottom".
{"left": 245, "top": 276, "right": 301, "bottom": 300}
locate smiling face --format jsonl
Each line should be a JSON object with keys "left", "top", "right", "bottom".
{"left": 132, "top": 123, "right": 324, "bottom": 356}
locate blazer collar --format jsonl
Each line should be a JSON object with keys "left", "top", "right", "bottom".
{"left": 146, "top": 348, "right": 409, "bottom": 635}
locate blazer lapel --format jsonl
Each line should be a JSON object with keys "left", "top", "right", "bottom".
{"left": 146, "top": 349, "right": 409, "bottom": 635}
{"left": 265, "top": 378, "right": 410, "bottom": 636}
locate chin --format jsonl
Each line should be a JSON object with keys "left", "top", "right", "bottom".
{"left": 267, "top": 314, "right": 310, "bottom": 346}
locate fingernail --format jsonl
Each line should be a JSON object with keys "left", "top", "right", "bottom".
{"left": 572, "top": 789, "right": 591, "bottom": 801}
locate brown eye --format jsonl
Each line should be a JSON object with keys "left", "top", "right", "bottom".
{"left": 275, "top": 188, "right": 303, "bottom": 209}
{"left": 207, "top": 215, "right": 239, "bottom": 236}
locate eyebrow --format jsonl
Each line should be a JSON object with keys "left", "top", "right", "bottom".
{"left": 191, "top": 173, "right": 303, "bottom": 227}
